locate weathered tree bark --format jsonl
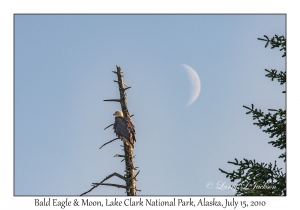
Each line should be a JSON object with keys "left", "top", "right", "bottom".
{"left": 81, "top": 65, "right": 138, "bottom": 196}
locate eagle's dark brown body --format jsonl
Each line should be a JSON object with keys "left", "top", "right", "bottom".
{"left": 113, "top": 116, "right": 136, "bottom": 147}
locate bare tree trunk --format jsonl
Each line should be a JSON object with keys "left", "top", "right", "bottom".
{"left": 81, "top": 65, "right": 138, "bottom": 196}
{"left": 115, "top": 65, "right": 136, "bottom": 196}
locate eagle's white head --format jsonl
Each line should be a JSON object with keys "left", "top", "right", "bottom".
{"left": 113, "top": 110, "right": 123, "bottom": 117}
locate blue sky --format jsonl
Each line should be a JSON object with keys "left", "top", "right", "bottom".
{"left": 14, "top": 14, "right": 285, "bottom": 196}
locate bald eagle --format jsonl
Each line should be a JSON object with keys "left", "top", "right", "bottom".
{"left": 113, "top": 110, "right": 136, "bottom": 148}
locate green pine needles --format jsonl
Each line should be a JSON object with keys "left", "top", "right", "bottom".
{"left": 219, "top": 35, "right": 286, "bottom": 196}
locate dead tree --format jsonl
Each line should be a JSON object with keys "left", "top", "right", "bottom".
{"left": 81, "top": 65, "right": 139, "bottom": 196}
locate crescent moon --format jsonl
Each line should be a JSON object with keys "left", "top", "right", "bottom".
{"left": 182, "top": 64, "right": 201, "bottom": 106}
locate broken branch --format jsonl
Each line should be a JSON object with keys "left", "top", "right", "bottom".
{"left": 99, "top": 138, "right": 119, "bottom": 149}
{"left": 114, "top": 154, "right": 125, "bottom": 158}
{"left": 103, "top": 99, "right": 121, "bottom": 102}
{"left": 81, "top": 172, "right": 126, "bottom": 196}
{"left": 133, "top": 170, "right": 140, "bottom": 180}
{"left": 104, "top": 123, "right": 113, "bottom": 130}
{"left": 95, "top": 183, "right": 126, "bottom": 189}
{"left": 96, "top": 183, "right": 126, "bottom": 189}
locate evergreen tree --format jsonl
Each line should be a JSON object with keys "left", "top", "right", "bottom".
{"left": 219, "top": 35, "right": 286, "bottom": 196}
